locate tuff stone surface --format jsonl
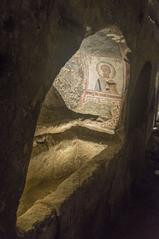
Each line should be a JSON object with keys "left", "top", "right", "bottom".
{"left": 0, "top": 0, "right": 159, "bottom": 238}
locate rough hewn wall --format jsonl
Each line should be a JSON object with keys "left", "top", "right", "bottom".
{"left": 0, "top": 0, "right": 159, "bottom": 238}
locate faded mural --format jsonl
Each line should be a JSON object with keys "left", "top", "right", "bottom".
{"left": 54, "top": 27, "right": 130, "bottom": 134}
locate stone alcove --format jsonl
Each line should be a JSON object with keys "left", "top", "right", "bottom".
{"left": 17, "top": 26, "right": 130, "bottom": 238}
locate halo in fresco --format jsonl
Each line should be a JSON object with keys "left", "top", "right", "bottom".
{"left": 96, "top": 62, "right": 116, "bottom": 79}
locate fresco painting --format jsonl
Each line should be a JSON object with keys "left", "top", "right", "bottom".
{"left": 79, "top": 53, "right": 127, "bottom": 133}
{"left": 54, "top": 28, "right": 129, "bottom": 134}
{"left": 86, "top": 56, "right": 124, "bottom": 97}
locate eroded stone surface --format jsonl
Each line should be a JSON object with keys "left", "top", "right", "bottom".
{"left": 0, "top": 0, "right": 159, "bottom": 238}
{"left": 18, "top": 135, "right": 107, "bottom": 217}
{"left": 17, "top": 142, "right": 122, "bottom": 239}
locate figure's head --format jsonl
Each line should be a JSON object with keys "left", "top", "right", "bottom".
{"left": 97, "top": 62, "right": 116, "bottom": 79}
{"left": 100, "top": 64, "right": 111, "bottom": 78}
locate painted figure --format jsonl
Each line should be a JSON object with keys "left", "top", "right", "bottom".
{"left": 95, "top": 63, "right": 119, "bottom": 95}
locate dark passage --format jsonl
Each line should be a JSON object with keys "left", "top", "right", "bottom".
{"left": 108, "top": 130, "right": 159, "bottom": 239}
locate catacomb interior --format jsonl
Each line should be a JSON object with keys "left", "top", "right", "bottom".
{"left": 1, "top": 1, "right": 159, "bottom": 239}
{"left": 17, "top": 26, "right": 128, "bottom": 227}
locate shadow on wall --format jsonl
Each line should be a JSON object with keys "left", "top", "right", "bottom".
{"left": 125, "top": 62, "right": 153, "bottom": 183}
{"left": 128, "top": 62, "right": 152, "bottom": 131}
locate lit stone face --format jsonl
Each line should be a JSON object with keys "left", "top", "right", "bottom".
{"left": 54, "top": 27, "right": 130, "bottom": 134}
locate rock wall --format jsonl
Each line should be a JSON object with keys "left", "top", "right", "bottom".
{"left": 0, "top": 0, "right": 159, "bottom": 238}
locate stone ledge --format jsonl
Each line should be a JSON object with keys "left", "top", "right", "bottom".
{"left": 17, "top": 143, "right": 121, "bottom": 238}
